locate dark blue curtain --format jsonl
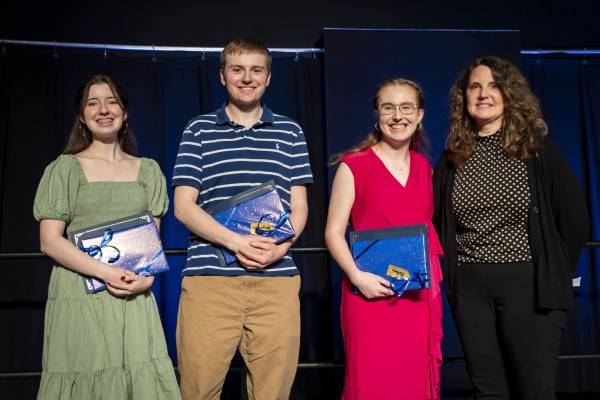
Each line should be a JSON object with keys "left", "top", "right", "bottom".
{"left": 524, "top": 57, "right": 600, "bottom": 391}
{"left": 0, "top": 44, "right": 598, "bottom": 398}
{"left": 0, "top": 48, "right": 332, "bottom": 399}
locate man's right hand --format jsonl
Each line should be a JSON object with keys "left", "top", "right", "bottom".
{"left": 231, "top": 234, "right": 277, "bottom": 269}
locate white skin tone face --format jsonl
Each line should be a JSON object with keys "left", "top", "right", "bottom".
{"left": 80, "top": 83, "right": 127, "bottom": 142}
{"left": 76, "top": 83, "right": 139, "bottom": 182}
{"left": 376, "top": 84, "right": 424, "bottom": 149}
{"left": 220, "top": 52, "right": 271, "bottom": 113}
{"left": 466, "top": 65, "right": 505, "bottom": 136}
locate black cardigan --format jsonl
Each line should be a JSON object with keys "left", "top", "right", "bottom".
{"left": 433, "top": 138, "right": 590, "bottom": 310}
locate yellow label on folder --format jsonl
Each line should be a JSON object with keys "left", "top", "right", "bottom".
{"left": 386, "top": 265, "right": 410, "bottom": 280}
{"left": 250, "top": 222, "right": 275, "bottom": 234}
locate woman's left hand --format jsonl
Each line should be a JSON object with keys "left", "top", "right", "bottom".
{"left": 107, "top": 274, "right": 154, "bottom": 296}
{"left": 127, "top": 274, "right": 154, "bottom": 294}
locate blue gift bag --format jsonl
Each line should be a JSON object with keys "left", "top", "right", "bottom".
{"left": 349, "top": 224, "right": 430, "bottom": 297}
{"left": 205, "top": 181, "right": 295, "bottom": 265}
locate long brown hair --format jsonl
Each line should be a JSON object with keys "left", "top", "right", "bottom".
{"left": 447, "top": 56, "right": 547, "bottom": 169}
{"left": 330, "top": 78, "right": 428, "bottom": 164}
{"left": 63, "top": 75, "right": 137, "bottom": 155}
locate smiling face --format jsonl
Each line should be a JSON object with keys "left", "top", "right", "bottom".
{"left": 466, "top": 65, "right": 505, "bottom": 133}
{"left": 376, "top": 84, "right": 424, "bottom": 147}
{"left": 80, "top": 83, "right": 126, "bottom": 140}
{"left": 220, "top": 52, "right": 271, "bottom": 110}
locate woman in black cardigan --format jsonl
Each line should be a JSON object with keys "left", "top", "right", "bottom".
{"left": 433, "top": 56, "right": 590, "bottom": 399}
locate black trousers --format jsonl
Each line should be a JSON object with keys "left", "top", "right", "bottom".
{"left": 453, "top": 262, "right": 566, "bottom": 400}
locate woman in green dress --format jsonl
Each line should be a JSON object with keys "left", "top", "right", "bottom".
{"left": 33, "top": 75, "right": 181, "bottom": 400}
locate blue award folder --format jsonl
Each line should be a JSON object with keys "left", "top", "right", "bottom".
{"left": 349, "top": 224, "right": 430, "bottom": 297}
{"left": 205, "top": 181, "right": 295, "bottom": 265}
{"left": 69, "top": 212, "right": 170, "bottom": 293}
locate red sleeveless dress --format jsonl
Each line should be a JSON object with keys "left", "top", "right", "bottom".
{"left": 340, "top": 148, "right": 444, "bottom": 400}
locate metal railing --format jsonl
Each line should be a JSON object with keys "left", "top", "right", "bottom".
{"left": 2, "top": 38, "right": 600, "bottom": 56}
{"left": 0, "top": 39, "right": 323, "bottom": 55}
{"left": 0, "top": 242, "right": 599, "bottom": 379}
{"left": 1, "top": 242, "right": 598, "bottom": 260}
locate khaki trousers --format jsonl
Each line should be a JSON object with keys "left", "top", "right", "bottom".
{"left": 177, "top": 275, "right": 301, "bottom": 400}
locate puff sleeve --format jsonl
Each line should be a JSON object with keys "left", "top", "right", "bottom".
{"left": 33, "top": 155, "right": 81, "bottom": 224}
{"left": 143, "top": 159, "right": 169, "bottom": 218}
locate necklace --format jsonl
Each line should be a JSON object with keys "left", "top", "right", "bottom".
{"left": 83, "top": 150, "right": 126, "bottom": 164}
{"left": 372, "top": 144, "right": 409, "bottom": 171}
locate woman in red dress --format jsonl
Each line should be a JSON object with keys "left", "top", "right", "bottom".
{"left": 325, "top": 78, "right": 444, "bottom": 399}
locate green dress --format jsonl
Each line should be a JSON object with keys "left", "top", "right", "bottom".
{"left": 33, "top": 154, "right": 181, "bottom": 400}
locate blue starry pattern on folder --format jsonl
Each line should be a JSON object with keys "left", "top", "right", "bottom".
{"left": 349, "top": 224, "right": 430, "bottom": 296}
{"left": 205, "top": 180, "right": 295, "bottom": 265}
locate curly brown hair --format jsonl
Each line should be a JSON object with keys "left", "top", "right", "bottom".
{"left": 447, "top": 56, "right": 547, "bottom": 169}
{"left": 63, "top": 75, "right": 137, "bottom": 155}
{"left": 330, "top": 78, "right": 428, "bottom": 164}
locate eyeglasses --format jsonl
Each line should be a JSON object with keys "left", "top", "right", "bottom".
{"left": 378, "top": 102, "right": 419, "bottom": 116}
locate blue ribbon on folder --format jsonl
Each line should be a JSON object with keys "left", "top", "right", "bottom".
{"left": 255, "top": 211, "right": 291, "bottom": 236}
{"left": 135, "top": 249, "right": 167, "bottom": 276}
{"left": 79, "top": 229, "right": 121, "bottom": 264}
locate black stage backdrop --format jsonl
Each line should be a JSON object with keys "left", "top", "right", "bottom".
{"left": 0, "top": 41, "right": 598, "bottom": 399}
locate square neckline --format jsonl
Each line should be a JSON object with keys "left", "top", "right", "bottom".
{"left": 70, "top": 154, "right": 143, "bottom": 184}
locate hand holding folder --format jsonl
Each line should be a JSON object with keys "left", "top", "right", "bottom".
{"left": 349, "top": 224, "right": 430, "bottom": 297}
{"left": 205, "top": 181, "right": 295, "bottom": 266}
{"left": 70, "top": 212, "right": 170, "bottom": 293}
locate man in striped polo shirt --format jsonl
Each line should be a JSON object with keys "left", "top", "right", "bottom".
{"left": 172, "top": 38, "right": 313, "bottom": 400}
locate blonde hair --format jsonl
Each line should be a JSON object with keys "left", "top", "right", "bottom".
{"left": 220, "top": 37, "right": 272, "bottom": 71}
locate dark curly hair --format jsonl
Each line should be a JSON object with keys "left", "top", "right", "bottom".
{"left": 63, "top": 75, "right": 137, "bottom": 155}
{"left": 447, "top": 56, "right": 547, "bottom": 169}
{"left": 331, "top": 77, "right": 428, "bottom": 164}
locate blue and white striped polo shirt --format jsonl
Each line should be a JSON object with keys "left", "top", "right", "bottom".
{"left": 172, "top": 105, "right": 313, "bottom": 276}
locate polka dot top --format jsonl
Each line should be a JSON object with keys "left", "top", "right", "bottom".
{"left": 452, "top": 130, "right": 532, "bottom": 264}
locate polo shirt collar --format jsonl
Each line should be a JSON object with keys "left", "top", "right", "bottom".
{"left": 258, "top": 105, "right": 275, "bottom": 126}
{"left": 215, "top": 103, "right": 275, "bottom": 128}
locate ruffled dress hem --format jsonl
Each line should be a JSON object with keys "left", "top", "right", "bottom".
{"left": 38, "top": 356, "right": 180, "bottom": 400}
